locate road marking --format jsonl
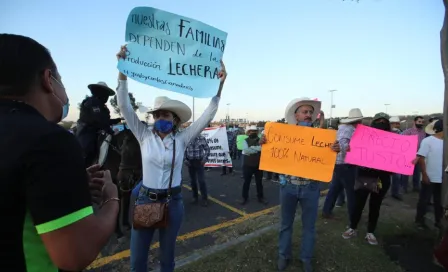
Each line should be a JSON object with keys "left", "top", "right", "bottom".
{"left": 86, "top": 205, "right": 279, "bottom": 269}
{"left": 182, "top": 184, "right": 247, "bottom": 216}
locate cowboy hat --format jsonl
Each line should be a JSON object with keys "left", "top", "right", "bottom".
{"left": 148, "top": 96, "right": 192, "bottom": 124}
{"left": 284, "top": 97, "right": 321, "bottom": 125}
{"left": 389, "top": 116, "right": 400, "bottom": 123}
{"left": 88, "top": 81, "right": 115, "bottom": 97}
{"left": 246, "top": 125, "right": 257, "bottom": 132}
{"left": 425, "top": 119, "right": 442, "bottom": 135}
{"left": 340, "top": 108, "right": 364, "bottom": 124}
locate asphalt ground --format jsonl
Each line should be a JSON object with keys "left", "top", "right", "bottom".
{"left": 85, "top": 157, "right": 291, "bottom": 271}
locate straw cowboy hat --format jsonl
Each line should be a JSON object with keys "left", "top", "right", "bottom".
{"left": 425, "top": 119, "right": 441, "bottom": 135}
{"left": 148, "top": 96, "right": 192, "bottom": 124}
{"left": 284, "top": 97, "right": 321, "bottom": 125}
{"left": 88, "top": 81, "right": 115, "bottom": 96}
{"left": 389, "top": 116, "right": 400, "bottom": 123}
{"left": 340, "top": 108, "right": 364, "bottom": 124}
{"left": 246, "top": 125, "right": 257, "bottom": 132}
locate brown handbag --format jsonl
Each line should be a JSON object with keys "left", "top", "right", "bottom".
{"left": 354, "top": 175, "right": 380, "bottom": 193}
{"left": 132, "top": 140, "right": 176, "bottom": 229}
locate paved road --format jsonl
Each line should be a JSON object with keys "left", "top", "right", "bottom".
{"left": 86, "top": 158, "right": 288, "bottom": 271}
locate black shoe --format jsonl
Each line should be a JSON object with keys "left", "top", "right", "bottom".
{"left": 415, "top": 221, "right": 429, "bottom": 230}
{"left": 201, "top": 199, "right": 209, "bottom": 207}
{"left": 240, "top": 199, "right": 248, "bottom": 205}
{"left": 392, "top": 194, "right": 403, "bottom": 201}
{"left": 277, "top": 258, "right": 289, "bottom": 271}
{"left": 258, "top": 197, "right": 268, "bottom": 205}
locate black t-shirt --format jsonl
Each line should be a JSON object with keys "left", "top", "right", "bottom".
{"left": 0, "top": 100, "right": 93, "bottom": 272}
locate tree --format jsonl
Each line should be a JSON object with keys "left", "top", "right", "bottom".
{"left": 109, "top": 92, "right": 140, "bottom": 116}
{"left": 276, "top": 118, "right": 286, "bottom": 123}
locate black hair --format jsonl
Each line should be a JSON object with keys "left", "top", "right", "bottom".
{"left": 0, "top": 34, "right": 56, "bottom": 96}
{"left": 414, "top": 116, "right": 424, "bottom": 122}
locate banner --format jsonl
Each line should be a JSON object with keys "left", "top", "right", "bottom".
{"left": 118, "top": 6, "right": 228, "bottom": 98}
{"left": 259, "top": 122, "right": 337, "bottom": 182}
{"left": 345, "top": 125, "right": 418, "bottom": 175}
{"left": 201, "top": 126, "right": 232, "bottom": 167}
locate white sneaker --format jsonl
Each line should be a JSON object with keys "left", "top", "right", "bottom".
{"left": 365, "top": 233, "right": 378, "bottom": 245}
{"left": 342, "top": 228, "right": 357, "bottom": 239}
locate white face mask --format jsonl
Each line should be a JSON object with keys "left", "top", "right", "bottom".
{"left": 51, "top": 76, "right": 69, "bottom": 122}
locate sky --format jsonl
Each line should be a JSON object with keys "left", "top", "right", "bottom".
{"left": 0, "top": 0, "right": 445, "bottom": 122}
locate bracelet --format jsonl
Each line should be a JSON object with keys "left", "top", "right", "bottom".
{"left": 101, "top": 197, "right": 120, "bottom": 207}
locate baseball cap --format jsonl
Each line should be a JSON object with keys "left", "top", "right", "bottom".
{"left": 433, "top": 119, "right": 443, "bottom": 133}
{"left": 372, "top": 112, "right": 390, "bottom": 122}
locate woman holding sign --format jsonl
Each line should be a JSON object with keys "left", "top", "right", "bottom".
{"left": 116, "top": 45, "right": 227, "bottom": 272}
{"left": 342, "top": 112, "right": 392, "bottom": 246}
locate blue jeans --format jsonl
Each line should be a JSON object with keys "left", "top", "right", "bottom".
{"left": 130, "top": 187, "right": 184, "bottom": 272}
{"left": 278, "top": 182, "right": 320, "bottom": 262}
{"left": 322, "top": 164, "right": 356, "bottom": 217}
{"left": 188, "top": 160, "right": 207, "bottom": 199}
{"left": 391, "top": 174, "right": 403, "bottom": 196}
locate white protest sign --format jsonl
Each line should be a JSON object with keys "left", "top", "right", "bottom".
{"left": 201, "top": 126, "right": 233, "bottom": 167}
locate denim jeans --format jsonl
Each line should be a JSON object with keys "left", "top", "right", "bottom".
{"left": 391, "top": 174, "right": 403, "bottom": 196}
{"left": 322, "top": 164, "right": 356, "bottom": 217}
{"left": 278, "top": 182, "right": 320, "bottom": 262}
{"left": 402, "top": 164, "right": 420, "bottom": 191}
{"left": 130, "top": 188, "right": 184, "bottom": 272}
{"left": 188, "top": 160, "right": 207, "bottom": 199}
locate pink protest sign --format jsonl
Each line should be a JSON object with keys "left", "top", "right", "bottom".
{"left": 345, "top": 125, "right": 418, "bottom": 175}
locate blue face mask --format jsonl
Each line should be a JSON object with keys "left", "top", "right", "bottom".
{"left": 298, "top": 121, "right": 313, "bottom": 127}
{"left": 154, "top": 119, "right": 174, "bottom": 133}
{"left": 61, "top": 99, "right": 69, "bottom": 121}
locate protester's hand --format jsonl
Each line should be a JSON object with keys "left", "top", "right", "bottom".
{"left": 116, "top": 45, "right": 127, "bottom": 60}
{"left": 411, "top": 157, "right": 419, "bottom": 165}
{"left": 86, "top": 164, "right": 104, "bottom": 205}
{"left": 218, "top": 60, "right": 227, "bottom": 84}
{"left": 259, "top": 134, "right": 267, "bottom": 145}
{"left": 90, "top": 169, "right": 118, "bottom": 202}
{"left": 346, "top": 145, "right": 351, "bottom": 152}
{"left": 422, "top": 173, "right": 430, "bottom": 185}
{"left": 330, "top": 141, "right": 340, "bottom": 153}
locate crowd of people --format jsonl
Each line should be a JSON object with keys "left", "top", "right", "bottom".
{"left": 1, "top": 33, "right": 447, "bottom": 272}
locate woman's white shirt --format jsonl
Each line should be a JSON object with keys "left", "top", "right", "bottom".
{"left": 116, "top": 79, "right": 220, "bottom": 189}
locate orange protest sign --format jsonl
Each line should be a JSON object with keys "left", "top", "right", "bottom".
{"left": 259, "top": 122, "right": 337, "bottom": 182}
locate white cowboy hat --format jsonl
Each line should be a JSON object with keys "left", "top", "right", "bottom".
{"left": 425, "top": 119, "right": 438, "bottom": 135}
{"left": 389, "top": 116, "right": 400, "bottom": 123}
{"left": 88, "top": 81, "right": 115, "bottom": 96}
{"left": 284, "top": 97, "right": 321, "bottom": 125}
{"left": 340, "top": 108, "right": 364, "bottom": 124}
{"left": 148, "top": 96, "right": 192, "bottom": 124}
{"left": 246, "top": 125, "right": 257, "bottom": 131}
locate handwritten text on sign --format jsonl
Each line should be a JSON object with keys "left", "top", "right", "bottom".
{"left": 117, "top": 7, "right": 228, "bottom": 98}
{"left": 201, "top": 126, "right": 232, "bottom": 167}
{"left": 345, "top": 125, "right": 418, "bottom": 175}
{"left": 259, "top": 122, "right": 337, "bottom": 182}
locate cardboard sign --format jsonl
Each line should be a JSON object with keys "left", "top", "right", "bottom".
{"left": 345, "top": 125, "right": 418, "bottom": 175}
{"left": 201, "top": 126, "right": 232, "bottom": 167}
{"left": 118, "top": 6, "right": 227, "bottom": 98}
{"left": 259, "top": 122, "right": 337, "bottom": 182}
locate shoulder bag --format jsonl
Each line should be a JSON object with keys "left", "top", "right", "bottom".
{"left": 133, "top": 139, "right": 176, "bottom": 229}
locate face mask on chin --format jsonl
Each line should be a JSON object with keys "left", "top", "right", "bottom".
{"left": 415, "top": 124, "right": 423, "bottom": 129}
{"left": 298, "top": 121, "right": 313, "bottom": 127}
{"left": 52, "top": 93, "right": 69, "bottom": 123}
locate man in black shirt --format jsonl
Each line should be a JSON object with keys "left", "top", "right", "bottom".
{"left": 0, "top": 34, "right": 119, "bottom": 271}
{"left": 76, "top": 82, "right": 121, "bottom": 166}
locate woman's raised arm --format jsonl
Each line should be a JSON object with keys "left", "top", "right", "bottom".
{"left": 116, "top": 46, "right": 151, "bottom": 143}
{"left": 179, "top": 61, "right": 227, "bottom": 145}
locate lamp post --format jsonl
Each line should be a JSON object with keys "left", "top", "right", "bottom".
{"left": 384, "top": 103, "right": 390, "bottom": 114}
{"left": 329, "top": 90, "right": 337, "bottom": 127}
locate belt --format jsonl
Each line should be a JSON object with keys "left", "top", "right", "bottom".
{"left": 139, "top": 186, "right": 182, "bottom": 201}
{"left": 289, "top": 179, "right": 311, "bottom": 186}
